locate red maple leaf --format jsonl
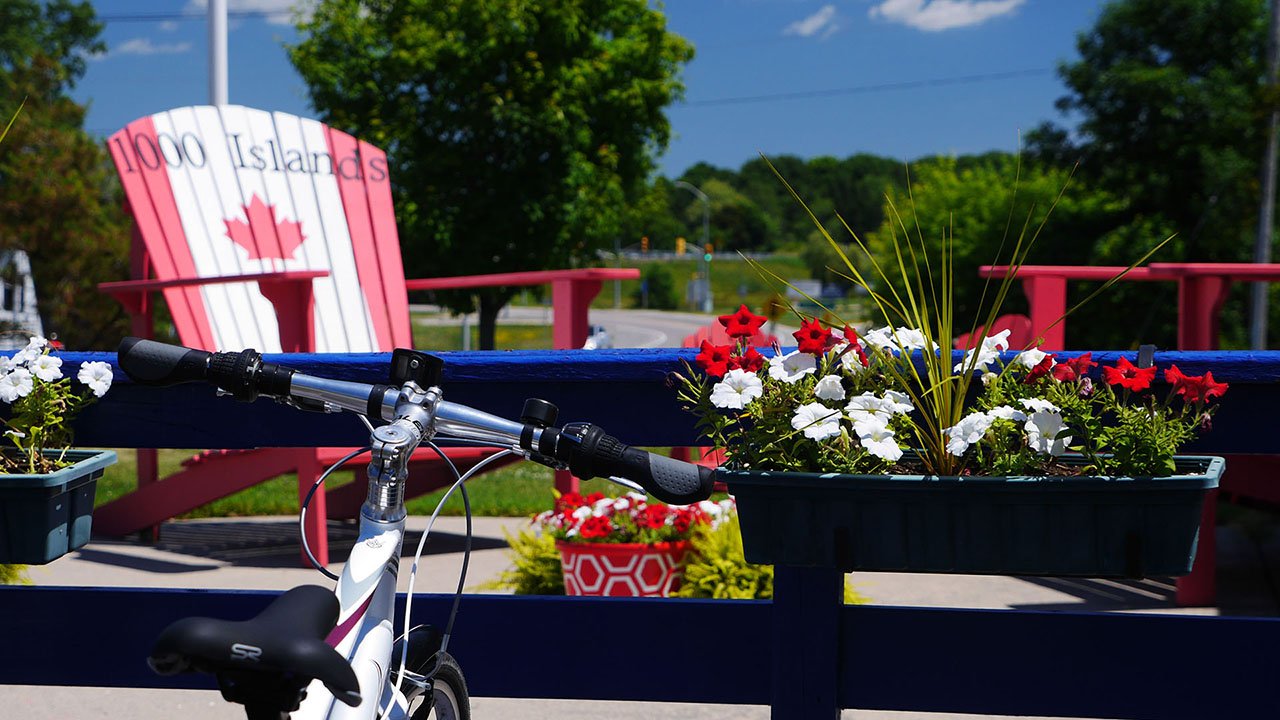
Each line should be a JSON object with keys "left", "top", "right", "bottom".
{"left": 224, "top": 195, "right": 306, "bottom": 261}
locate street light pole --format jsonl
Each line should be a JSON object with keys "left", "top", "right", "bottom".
{"left": 674, "top": 180, "right": 712, "bottom": 313}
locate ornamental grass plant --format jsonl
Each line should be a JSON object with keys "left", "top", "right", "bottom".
{"left": 674, "top": 162, "right": 1224, "bottom": 479}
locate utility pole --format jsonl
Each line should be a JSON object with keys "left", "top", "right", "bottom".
{"left": 209, "top": 0, "right": 228, "bottom": 105}
{"left": 1250, "top": 0, "right": 1280, "bottom": 348}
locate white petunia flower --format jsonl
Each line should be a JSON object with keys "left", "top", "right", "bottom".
{"left": 1019, "top": 398, "right": 1060, "bottom": 414}
{"left": 13, "top": 336, "right": 48, "bottom": 365}
{"left": 882, "top": 390, "right": 914, "bottom": 415}
{"left": 861, "top": 326, "right": 897, "bottom": 351}
{"left": 953, "top": 329, "right": 1011, "bottom": 374}
{"left": 791, "top": 402, "right": 842, "bottom": 441}
{"left": 813, "top": 374, "right": 846, "bottom": 401}
{"left": 30, "top": 353, "right": 62, "bottom": 382}
{"left": 76, "top": 361, "right": 114, "bottom": 398}
{"left": 572, "top": 506, "right": 592, "bottom": 520}
{"left": 1025, "top": 410, "right": 1073, "bottom": 456}
{"left": 838, "top": 347, "right": 869, "bottom": 374}
{"left": 767, "top": 350, "right": 817, "bottom": 384}
{"left": 1015, "top": 347, "right": 1054, "bottom": 369}
{"left": 945, "top": 411, "right": 995, "bottom": 456}
{"left": 709, "top": 368, "right": 764, "bottom": 409}
{"left": 0, "top": 356, "right": 12, "bottom": 374}
{"left": 986, "top": 405, "right": 1028, "bottom": 423}
{"left": 844, "top": 391, "right": 895, "bottom": 425}
{"left": 0, "top": 368, "right": 34, "bottom": 403}
{"left": 853, "top": 418, "right": 903, "bottom": 462}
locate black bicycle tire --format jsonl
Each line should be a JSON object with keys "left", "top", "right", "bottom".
{"left": 412, "top": 652, "right": 470, "bottom": 720}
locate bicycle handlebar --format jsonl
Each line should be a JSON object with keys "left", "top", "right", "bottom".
{"left": 117, "top": 338, "right": 715, "bottom": 505}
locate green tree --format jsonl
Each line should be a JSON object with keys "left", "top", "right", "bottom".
{"left": 291, "top": 0, "right": 693, "bottom": 348}
{"left": 0, "top": 2, "right": 129, "bottom": 350}
{"left": 1027, "top": 0, "right": 1269, "bottom": 346}
{"left": 865, "top": 155, "right": 1156, "bottom": 346}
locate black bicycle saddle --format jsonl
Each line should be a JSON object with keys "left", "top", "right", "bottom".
{"left": 148, "top": 585, "right": 362, "bottom": 709}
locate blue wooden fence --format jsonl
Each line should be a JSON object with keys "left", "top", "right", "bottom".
{"left": 2, "top": 349, "right": 1279, "bottom": 719}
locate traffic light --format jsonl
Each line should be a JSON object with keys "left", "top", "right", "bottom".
{"left": 703, "top": 242, "right": 714, "bottom": 262}
{"left": 675, "top": 236, "right": 686, "bottom": 255}
{"left": 640, "top": 236, "right": 649, "bottom": 253}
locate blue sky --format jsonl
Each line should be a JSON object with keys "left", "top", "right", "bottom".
{"left": 74, "top": 0, "right": 1109, "bottom": 178}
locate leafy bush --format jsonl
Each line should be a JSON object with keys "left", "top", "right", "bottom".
{"left": 633, "top": 264, "right": 679, "bottom": 310}
{"left": 0, "top": 564, "right": 30, "bottom": 585}
{"left": 674, "top": 514, "right": 772, "bottom": 599}
{"left": 674, "top": 515, "right": 866, "bottom": 603}
{"left": 482, "top": 526, "right": 564, "bottom": 595}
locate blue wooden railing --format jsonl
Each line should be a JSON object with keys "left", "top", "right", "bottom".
{"left": 2, "top": 348, "right": 1279, "bottom": 719}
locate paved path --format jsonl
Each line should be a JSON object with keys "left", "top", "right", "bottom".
{"left": 5, "top": 515, "right": 1277, "bottom": 719}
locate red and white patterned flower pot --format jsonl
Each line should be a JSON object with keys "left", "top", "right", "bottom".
{"left": 555, "top": 540, "right": 691, "bottom": 597}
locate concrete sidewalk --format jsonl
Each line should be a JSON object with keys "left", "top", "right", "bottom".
{"left": 5, "top": 515, "right": 1278, "bottom": 719}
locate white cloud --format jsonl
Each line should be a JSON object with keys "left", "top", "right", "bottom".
{"left": 869, "top": 0, "right": 1025, "bottom": 32}
{"left": 783, "top": 5, "right": 841, "bottom": 39}
{"left": 184, "top": 0, "right": 312, "bottom": 26}
{"left": 112, "top": 38, "right": 194, "bottom": 56}
{"left": 158, "top": 21, "right": 179, "bottom": 32}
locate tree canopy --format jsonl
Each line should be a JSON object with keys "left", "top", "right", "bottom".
{"left": 290, "top": 0, "right": 694, "bottom": 348}
{"left": 1027, "top": 0, "right": 1271, "bottom": 347}
{"left": 0, "top": 0, "right": 129, "bottom": 349}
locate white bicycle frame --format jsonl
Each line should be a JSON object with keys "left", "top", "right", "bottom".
{"left": 294, "top": 515, "right": 407, "bottom": 719}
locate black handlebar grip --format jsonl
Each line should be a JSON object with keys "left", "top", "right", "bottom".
{"left": 117, "top": 337, "right": 212, "bottom": 386}
{"left": 616, "top": 448, "right": 716, "bottom": 506}
{"left": 554, "top": 423, "right": 715, "bottom": 505}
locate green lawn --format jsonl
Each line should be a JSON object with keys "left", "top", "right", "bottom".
{"left": 412, "top": 321, "right": 554, "bottom": 352}
{"left": 572, "top": 254, "right": 813, "bottom": 315}
{"left": 96, "top": 447, "right": 637, "bottom": 519}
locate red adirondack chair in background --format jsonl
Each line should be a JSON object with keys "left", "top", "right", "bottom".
{"left": 94, "top": 105, "right": 566, "bottom": 564}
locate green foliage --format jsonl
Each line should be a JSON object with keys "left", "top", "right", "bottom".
{"left": 675, "top": 515, "right": 866, "bottom": 603}
{"left": 866, "top": 156, "right": 1137, "bottom": 339}
{"left": 673, "top": 515, "right": 772, "bottom": 599}
{"left": 0, "top": 564, "right": 30, "bottom": 585}
{"left": 291, "top": 0, "right": 693, "bottom": 348}
{"left": 0, "top": 1, "right": 129, "bottom": 350}
{"left": 1, "top": 341, "right": 112, "bottom": 473}
{"left": 1029, "top": 0, "right": 1268, "bottom": 347}
{"left": 483, "top": 526, "right": 565, "bottom": 596}
{"left": 633, "top": 264, "right": 678, "bottom": 310}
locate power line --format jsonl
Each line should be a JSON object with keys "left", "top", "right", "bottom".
{"left": 679, "top": 68, "right": 1053, "bottom": 108}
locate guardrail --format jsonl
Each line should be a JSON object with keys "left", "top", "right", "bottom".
{"left": 2, "top": 349, "right": 1279, "bottom": 719}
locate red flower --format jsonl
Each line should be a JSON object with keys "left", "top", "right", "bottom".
{"left": 579, "top": 516, "right": 614, "bottom": 540}
{"left": 793, "top": 318, "right": 832, "bottom": 355}
{"left": 635, "top": 504, "right": 670, "bottom": 530}
{"left": 1165, "top": 364, "right": 1229, "bottom": 404}
{"left": 1102, "top": 356, "right": 1157, "bottom": 392}
{"left": 718, "top": 305, "right": 767, "bottom": 339}
{"left": 554, "top": 492, "right": 585, "bottom": 512}
{"left": 696, "top": 340, "right": 733, "bottom": 377}
{"left": 1023, "top": 354, "right": 1056, "bottom": 384}
{"left": 584, "top": 492, "right": 606, "bottom": 506}
{"left": 1052, "top": 352, "right": 1097, "bottom": 382}
{"left": 728, "top": 346, "right": 765, "bottom": 373}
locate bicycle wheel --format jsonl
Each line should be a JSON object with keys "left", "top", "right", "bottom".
{"left": 410, "top": 652, "right": 470, "bottom": 720}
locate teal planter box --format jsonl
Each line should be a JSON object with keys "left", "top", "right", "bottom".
{"left": 722, "top": 455, "right": 1223, "bottom": 578}
{"left": 0, "top": 450, "right": 117, "bottom": 565}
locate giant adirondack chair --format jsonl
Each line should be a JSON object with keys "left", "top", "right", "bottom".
{"left": 95, "top": 105, "right": 516, "bottom": 564}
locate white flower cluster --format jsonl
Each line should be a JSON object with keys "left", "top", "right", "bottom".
{"left": 0, "top": 336, "right": 114, "bottom": 403}
{"left": 944, "top": 398, "right": 1073, "bottom": 458}
{"left": 705, "top": 326, "right": 919, "bottom": 464}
